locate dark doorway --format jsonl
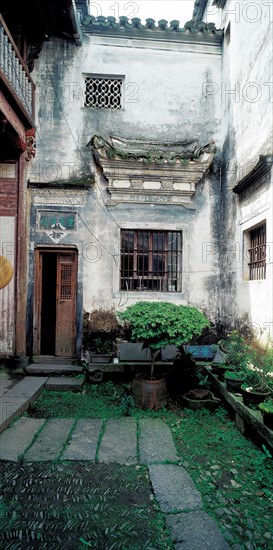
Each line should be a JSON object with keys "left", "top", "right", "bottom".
{"left": 40, "top": 253, "right": 57, "bottom": 354}
{"left": 34, "top": 249, "right": 77, "bottom": 357}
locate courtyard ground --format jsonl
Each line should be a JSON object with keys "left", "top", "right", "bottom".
{"left": 0, "top": 380, "right": 273, "bottom": 549}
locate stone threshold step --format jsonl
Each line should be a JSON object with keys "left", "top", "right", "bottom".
{"left": 25, "top": 365, "right": 83, "bottom": 375}
{"left": 31, "top": 356, "right": 75, "bottom": 364}
{"left": 45, "top": 377, "right": 84, "bottom": 392}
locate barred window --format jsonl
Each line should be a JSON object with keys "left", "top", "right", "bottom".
{"left": 120, "top": 230, "right": 182, "bottom": 292}
{"left": 84, "top": 76, "right": 123, "bottom": 109}
{"left": 248, "top": 222, "right": 266, "bottom": 280}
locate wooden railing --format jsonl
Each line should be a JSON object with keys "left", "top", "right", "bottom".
{"left": 0, "top": 14, "right": 35, "bottom": 123}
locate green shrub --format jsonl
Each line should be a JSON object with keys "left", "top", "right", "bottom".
{"left": 118, "top": 301, "right": 210, "bottom": 378}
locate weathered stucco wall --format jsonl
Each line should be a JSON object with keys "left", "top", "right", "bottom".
{"left": 204, "top": 0, "right": 273, "bottom": 338}
{"left": 27, "top": 26, "right": 223, "bottom": 355}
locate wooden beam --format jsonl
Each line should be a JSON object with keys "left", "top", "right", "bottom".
{"left": 0, "top": 90, "right": 26, "bottom": 140}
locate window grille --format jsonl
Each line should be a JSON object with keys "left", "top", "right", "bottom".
{"left": 60, "top": 264, "right": 72, "bottom": 300}
{"left": 248, "top": 223, "right": 266, "bottom": 280}
{"left": 84, "top": 77, "right": 122, "bottom": 109}
{"left": 120, "top": 230, "right": 182, "bottom": 292}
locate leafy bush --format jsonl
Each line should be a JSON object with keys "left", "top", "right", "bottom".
{"left": 219, "top": 332, "right": 273, "bottom": 395}
{"left": 219, "top": 331, "right": 252, "bottom": 370}
{"left": 246, "top": 343, "right": 273, "bottom": 394}
{"left": 118, "top": 301, "right": 210, "bottom": 378}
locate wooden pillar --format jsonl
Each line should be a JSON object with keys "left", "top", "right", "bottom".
{"left": 15, "top": 152, "right": 28, "bottom": 358}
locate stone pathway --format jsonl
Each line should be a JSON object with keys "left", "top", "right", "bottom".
{"left": 0, "top": 376, "right": 47, "bottom": 433}
{"left": 0, "top": 415, "right": 230, "bottom": 549}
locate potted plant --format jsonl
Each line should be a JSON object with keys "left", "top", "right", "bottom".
{"left": 241, "top": 383, "right": 271, "bottom": 407}
{"left": 83, "top": 308, "right": 120, "bottom": 363}
{"left": 215, "top": 331, "right": 252, "bottom": 392}
{"left": 90, "top": 337, "right": 113, "bottom": 363}
{"left": 259, "top": 398, "right": 273, "bottom": 429}
{"left": 224, "top": 369, "right": 246, "bottom": 393}
{"left": 218, "top": 331, "right": 251, "bottom": 370}
{"left": 241, "top": 343, "right": 273, "bottom": 406}
{"left": 210, "top": 362, "right": 233, "bottom": 381}
{"left": 117, "top": 301, "right": 210, "bottom": 411}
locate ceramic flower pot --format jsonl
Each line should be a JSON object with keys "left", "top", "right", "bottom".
{"left": 131, "top": 373, "right": 168, "bottom": 411}
{"left": 210, "top": 364, "right": 232, "bottom": 381}
{"left": 241, "top": 385, "right": 270, "bottom": 407}
{"left": 182, "top": 388, "right": 221, "bottom": 411}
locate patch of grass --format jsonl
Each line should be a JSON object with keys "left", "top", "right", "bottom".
{"left": 163, "top": 406, "right": 273, "bottom": 548}
{"left": 27, "top": 382, "right": 134, "bottom": 419}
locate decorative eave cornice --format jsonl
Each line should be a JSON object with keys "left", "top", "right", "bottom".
{"left": 28, "top": 175, "right": 94, "bottom": 189}
{"left": 90, "top": 135, "right": 216, "bottom": 207}
{"left": 233, "top": 155, "right": 273, "bottom": 195}
{"left": 90, "top": 135, "right": 216, "bottom": 164}
{"left": 81, "top": 16, "right": 224, "bottom": 44}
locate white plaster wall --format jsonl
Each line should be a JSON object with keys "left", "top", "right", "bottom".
{"left": 203, "top": 0, "right": 273, "bottom": 334}
{"left": 237, "top": 173, "right": 273, "bottom": 341}
{"left": 30, "top": 30, "right": 222, "bottom": 320}
{"left": 31, "top": 34, "right": 222, "bottom": 182}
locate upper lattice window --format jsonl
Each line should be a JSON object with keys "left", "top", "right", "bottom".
{"left": 84, "top": 76, "right": 123, "bottom": 109}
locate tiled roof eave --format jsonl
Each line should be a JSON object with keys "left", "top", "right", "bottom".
{"left": 81, "top": 16, "right": 224, "bottom": 44}
{"left": 233, "top": 155, "right": 273, "bottom": 194}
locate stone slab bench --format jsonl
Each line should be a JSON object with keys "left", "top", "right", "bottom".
{"left": 87, "top": 343, "right": 218, "bottom": 374}
{"left": 205, "top": 367, "right": 273, "bottom": 453}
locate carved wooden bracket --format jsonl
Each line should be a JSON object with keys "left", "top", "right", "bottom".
{"left": 25, "top": 128, "right": 36, "bottom": 161}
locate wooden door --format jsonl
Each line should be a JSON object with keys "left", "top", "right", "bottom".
{"left": 55, "top": 252, "right": 77, "bottom": 356}
{"left": 33, "top": 249, "right": 77, "bottom": 356}
{"left": 33, "top": 250, "right": 43, "bottom": 355}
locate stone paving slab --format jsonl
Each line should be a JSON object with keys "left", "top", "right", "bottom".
{"left": 0, "top": 378, "right": 15, "bottom": 397}
{"left": 0, "top": 397, "right": 28, "bottom": 433}
{"left": 0, "top": 377, "right": 47, "bottom": 433}
{"left": 0, "top": 417, "right": 45, "bottom": 462}
{"left": 166, "top": 510, "right": 230, "bottom": 549}
{"left": 23, "top": 418, "right": 74, "bottom": 462}
{"left": 61, "top": 419, "right": 103, "bottom": 461}
{"left": 148, "top": 464, "right": 203, "bottom": 513}
{"left": 139, "top": 418, "right": 179, "bottom": 464}
{"left": 98, "top": 418, "right": 137, "bottom": 464}
{"left": 45, "top": 377, "right": 84, "bottom": 392}
{"left": 4, "top": 377, "right": 48, "bottom": 398}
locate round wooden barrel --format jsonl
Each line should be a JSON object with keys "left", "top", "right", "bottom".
{"left": 0, "top": 256, "right": 13, "bottom": 289}
{"left": 131, "top": 374, "right": 168, "bottom": 411}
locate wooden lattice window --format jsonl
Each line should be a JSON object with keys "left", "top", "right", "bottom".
{"left": 84, "top": 77, "right": 123, "bottom": 109}
{"left": 120, "top": 230, "right": 182, "bottom": 292}
{"left": 248, "top": 223, "right": 266, "bottom": 280}
{"left": 60, "top": 262, "right": 72, "bottom": 300}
